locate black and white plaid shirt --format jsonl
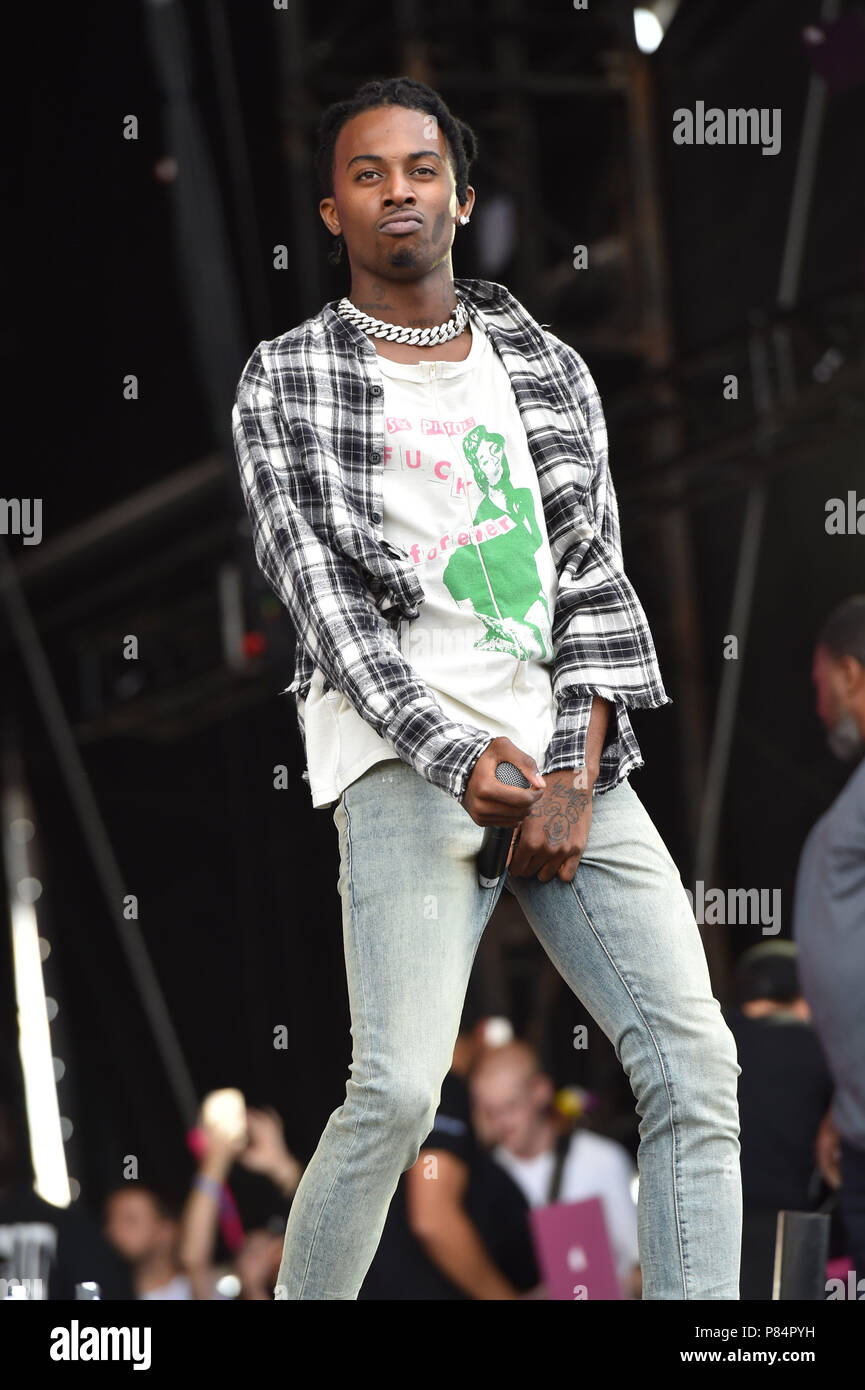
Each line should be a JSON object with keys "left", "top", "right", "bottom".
{"left": 232, "top": 276, "right": 671, "bottom": 805}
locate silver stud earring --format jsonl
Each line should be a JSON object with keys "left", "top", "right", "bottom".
{"left": 459, "top": 214, "right": 470, "bottom": 225}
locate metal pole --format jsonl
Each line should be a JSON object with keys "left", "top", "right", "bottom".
{"left": 142, "top": 0, "right": 249, "bottom": 459}
{"left": 203, "top": 1, "right": 272, "bottom": 333}
{"left": 693, "top": 0, "right": 838, "bottom": 888}
{"left": 622, "top": 51, "right": 712, "bottom": 937}
{"left": 272, "top": 0, "right": 322, "bottom": 321}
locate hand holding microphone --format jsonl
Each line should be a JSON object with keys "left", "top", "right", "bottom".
{"left": 462, "top": 737, "right": 546, "bottom": 888}
{"left": 477, "top": 762, "right": 533, "bottom": 887}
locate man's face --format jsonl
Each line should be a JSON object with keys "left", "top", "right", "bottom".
{"left": 320, "top": 105, "right": 471, "bottom": 283}
{"left": 812, "top": 644, "right": 864, "bottom": 760}
{"left": 471, "top": 1067, "right": 546, "bottom": 1155}
{"left": 235, "top": 1230, "right": 283, "bottom": 1289}
{"left": 104, "top": 1190, "right": 170, "bottom": 1263}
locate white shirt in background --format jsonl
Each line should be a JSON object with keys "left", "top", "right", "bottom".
{"left": 493, "top": 1128, "right": 639, "bottom": 1282}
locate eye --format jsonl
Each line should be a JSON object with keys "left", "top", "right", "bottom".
{"left": 354, "top": 165, "right": 437, "bottom": 180}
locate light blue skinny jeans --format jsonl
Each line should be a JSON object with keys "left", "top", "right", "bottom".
{"left": 275, "top": 759, "right": 742, "bottom": 1300}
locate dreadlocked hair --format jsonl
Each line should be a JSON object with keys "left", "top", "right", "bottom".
{"left": 315, "top": 76, "right": 479, "bottom": 265}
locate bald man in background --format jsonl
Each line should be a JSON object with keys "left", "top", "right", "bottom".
{"left": 469, "top": 1041, "right": 640, "bottom": 1296}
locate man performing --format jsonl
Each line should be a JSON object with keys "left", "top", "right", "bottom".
{"left": 232, "top": 76, "right": 742, "bottom": 1300}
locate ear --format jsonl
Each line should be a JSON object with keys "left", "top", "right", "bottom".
{"left": 840, "top": 653, "right": 865, "bottom": 694}
{"left": 457, "top": 184, "right": 476, "bottom": 222}
{"left": 319, "top": 197, "right": 340, "bottom": 236}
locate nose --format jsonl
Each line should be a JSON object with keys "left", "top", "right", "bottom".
{"left": 382, "top": 173, "right": 416, "bottom": 207}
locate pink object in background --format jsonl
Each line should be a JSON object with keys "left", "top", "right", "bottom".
{"left": 529, "top": 1195, "right": 622, "bottom": 1301}
{"left": 186, "top": 1127, "right": 246, "bottom": 1253}
{"left": 802, "top": 12, "right": 865, "bottom": 94}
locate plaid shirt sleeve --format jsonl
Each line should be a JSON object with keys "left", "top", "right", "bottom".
{"left": 540, "top": 337, "right": 672, "bottom": 786}
{"left": 232, "top": 346, "right": 495, "bottom": 804}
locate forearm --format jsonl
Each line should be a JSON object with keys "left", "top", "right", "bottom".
{"left": 584, "top": 696, "right": 612, "bottom": 780}
{"left": 413, "top": 1208, "right": 518, "bottom": 1300}
{"left": 543, "top": 688, "right": 614, "bottom": 783}
{"left": 178, "top": 1160, "right": 227, "bottom": 1273}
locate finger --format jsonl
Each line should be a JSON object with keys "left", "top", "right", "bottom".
{"left": 537, "top": 856, "right": 569, "bottom": 884}
{"left": 491, "top": 741, "right": 547, "bottom": 792}
{"left": 476, "top": 808, "right": 533, "bottom": 829}
{"left": 507, "top": 837, "right": 529, "bottom": 876}
{"left": 482, "top": 783, "right": 544, "bottom": 815}
{"left": 477, "top": 798, "right": 540, "bottom": 828}
{"left": 511, "top": 843, "right": 547, "bottom": 878}
{"left": 557, "top": 853, "right": 582, "bottom": 883}
{"left": 515, "top": 759, "right": 546, "bottom": 791}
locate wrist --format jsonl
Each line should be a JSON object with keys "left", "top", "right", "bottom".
{"left": 193, "top": 1173, "right": 224, "bottom": 1201}
{"left": 568, "top": 764, "right": 598, "bottom": 788}
{"left": 199, "top": 1150, "right": 233, "bottom": 1183}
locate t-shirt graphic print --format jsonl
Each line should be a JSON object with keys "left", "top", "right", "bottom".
{"left": 378, "top": 317, "right": 558, "bottom": 706}
{"left": 441, "top": 422, "right": 553, "bottom": 662}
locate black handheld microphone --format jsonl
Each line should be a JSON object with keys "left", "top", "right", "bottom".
{"left": 477, "top": 762, "right": 533, "bottom": 889}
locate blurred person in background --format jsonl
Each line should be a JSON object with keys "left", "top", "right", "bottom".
{"left": 232, "top": 1220, "right": 286, "bottom": 1301}
{"left": 725, "top": 942, "right": 833, "bottom": 1300}
{"left": 103, "top": 1184, "right": 197, "bottom": 1300}
{"left": 469, "top": 1039, "right": 640, "bottom": 1297}
{"left": 793, "top": 594, "right": 865, "bottom": 1278}
{"left": 359, "top": 1015, "right": 541, "bottom": 1299}
{"left": 178, "top": 1097, "right": 302, "bottom": 1300}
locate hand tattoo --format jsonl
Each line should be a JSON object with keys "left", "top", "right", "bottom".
{"left": 526, "top": 774, "right": 590, "bottom": 847}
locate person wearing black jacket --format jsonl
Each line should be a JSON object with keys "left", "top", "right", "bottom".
{"left": 359, "top": 1026, "right": 539, "bottom": 1300}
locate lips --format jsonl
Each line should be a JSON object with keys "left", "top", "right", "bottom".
{"left": 378, "top": 212, "right": 423, "bottom": 235}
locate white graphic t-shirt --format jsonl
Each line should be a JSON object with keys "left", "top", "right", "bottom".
{"left": 298, "top": 310, "right": 559, "bottom": 808}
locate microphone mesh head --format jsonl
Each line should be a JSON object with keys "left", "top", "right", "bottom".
{"left": 494, "top": 761, "right": 531, "bottom": 788}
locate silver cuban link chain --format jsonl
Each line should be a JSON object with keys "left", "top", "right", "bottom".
{"left": 336, "top": 294, "right": 468, "bottom": 345}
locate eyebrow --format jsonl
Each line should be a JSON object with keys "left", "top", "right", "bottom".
{"left": 346, "top": 149, "right": 443, "bottom": 169}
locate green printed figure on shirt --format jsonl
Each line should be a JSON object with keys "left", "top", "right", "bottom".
{"left": 443, "top": 424, "right": 552, "bottom": 660}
